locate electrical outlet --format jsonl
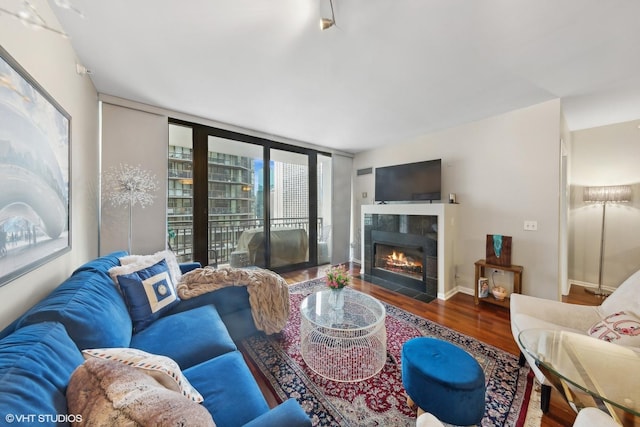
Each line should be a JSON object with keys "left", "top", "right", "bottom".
{"left": 491, "top": 269, "right": 504, "bottom": 275}
{"left": 524, "top": 220, "right": 538, "bottom": 231}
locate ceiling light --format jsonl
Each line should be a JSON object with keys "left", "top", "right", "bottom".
{"left": 53, "top": 0, "right": 84, "bottom": 17}
{"left": 320, "top": 0, "right": 336, "bottom": 31}
{"left": 0, "top": 0, "right": 83, "bottom": 37}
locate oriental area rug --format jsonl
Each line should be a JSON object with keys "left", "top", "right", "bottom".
{"left": 239, "top": 278, "right": 541, "bottom": 427}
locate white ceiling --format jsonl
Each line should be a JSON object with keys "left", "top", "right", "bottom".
{"left": 50, "top": 0, "right": 640, "bottom": 153}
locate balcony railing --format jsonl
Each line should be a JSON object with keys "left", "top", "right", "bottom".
{"left": 169, "top": 152, "right": 193, "bottom": 161}
{"left": 167, "top": 217, "right": 323, "bottom": 266}
{"left": 208, "top": 172, "right": 251, "bottom": 183}
{"left": 168, "top": 170, "right": 193, "bottom": 179}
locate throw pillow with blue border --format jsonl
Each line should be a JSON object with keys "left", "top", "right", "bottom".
{"left": 111, "top": 259, "right": 180, "bottom": 332}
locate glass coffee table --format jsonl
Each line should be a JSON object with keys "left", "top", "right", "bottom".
{"left": 519, "top": 329, "right": 640, "bottom": 425}
{"left": 299, "top": 288, "right": 387, "bottom": 382}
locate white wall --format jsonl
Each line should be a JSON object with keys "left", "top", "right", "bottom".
{"left": 353, "top": 100, "right": 562, "bottom": 300}
{"left": 569, "top": 119, "right": 640, "bottom": 290}
{"left": 331, "top": 154, "right": 352, "bottom": 264}
{"left": 100, "top": 103, "right": 167, "bottom": 255}
{"left": 0, "top": 1, "right": 100, "bottom": 329}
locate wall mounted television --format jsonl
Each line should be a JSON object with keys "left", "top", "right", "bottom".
{"left": 374, "top": 159, "right": 442, "bottom": 203}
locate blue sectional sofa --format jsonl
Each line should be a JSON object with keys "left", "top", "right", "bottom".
{"left": 0, "top": 251, "right": 310, "bottom": 427}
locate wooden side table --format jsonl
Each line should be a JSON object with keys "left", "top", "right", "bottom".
{"left": 474, "top": 259, "right": 523, "bottom": 308}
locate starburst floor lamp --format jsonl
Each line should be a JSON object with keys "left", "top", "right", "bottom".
{"left": 104, "top": 164, "right": 158, "bottom": 254}
{"left": 583, "top": 185, "right": 632, "bottom": 296}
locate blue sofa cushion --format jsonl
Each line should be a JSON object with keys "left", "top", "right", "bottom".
{"left": 166, "top": 287, "right": 259, "bottom": 341}
{"left": 72, "top": 251, "right": 127, "bottom": 275}
{"left": 243, "top": 399, "right": 312, "bottom": 427}
{"left": 184, "top": 351, "right": 270, "bottom": 427}
{"left": 130, "top": 304, "right": 236, "bottom": 369}
{"left": 111, "top": 259, "right": 180, "bottom": 332}
{"left": 0, "top": 322, "right": 84, "bottom": 422}
{"left": 16, "top": 269, "right": 132, "bottom": 349}
{"left": 169, "top": 286, "right": 251, "bottom": 316}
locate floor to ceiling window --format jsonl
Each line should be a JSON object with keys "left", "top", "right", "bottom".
{"left": 167, "top": 120, "right": 331, "bottom": 272}
{"left": 167, "top": 123, "right": 193, "bottom": 260}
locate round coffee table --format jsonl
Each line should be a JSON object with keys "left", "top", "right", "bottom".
{"left": 299, "top": 288, "right": 387, "bottom": 382}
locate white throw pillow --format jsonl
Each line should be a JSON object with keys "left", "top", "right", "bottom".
{"left": 119, "top": 250, "right": 182, "bottom": 288}
{"left": 600, "top": 268, "right": 640, "bottom": 319}
{"left": 83, "top": 348, "right": 204, "bottom": 402}
{"left": 587, "top": 311, "right": 640, "bottom": 346}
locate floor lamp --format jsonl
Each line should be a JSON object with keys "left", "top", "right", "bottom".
{"left": 583, "top": 185, "right": 632, "bottom": 296}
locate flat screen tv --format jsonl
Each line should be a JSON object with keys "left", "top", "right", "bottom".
{"left": 374, "top": 159, "right": 441, "bottom": 203}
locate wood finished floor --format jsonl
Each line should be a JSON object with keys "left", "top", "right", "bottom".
{"left": 247, "top": 264, "right": 617, "bottom": 427}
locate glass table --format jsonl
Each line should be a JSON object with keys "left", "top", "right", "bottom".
{"left": 519, "top": 329, "right": 640, "bottom": 426}
{"left": 299, "top": 288, "right": 387, "bottom": 382}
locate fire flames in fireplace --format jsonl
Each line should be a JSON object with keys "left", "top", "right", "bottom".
{"left": 387, "top": 251, "right": 421, "bottom": 271}
{"left": 375, "top": 244, "right": 423, "bottom": 278}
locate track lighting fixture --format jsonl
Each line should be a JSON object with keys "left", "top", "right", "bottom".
{"left": 0, "top": 0, "right": 83, "bottom": 37}
{"left": 320, "top": 0, "right": 336, "bottom": 30}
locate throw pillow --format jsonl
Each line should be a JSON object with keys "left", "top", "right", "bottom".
{"left": 109, "top": 259, "right": 180, "bottom": 332}
{"left": 119, "top": 249, "right": 183, "bottom": 288}
{"left": 83, "top": 347, "right": 204, "bottom": 402}
{"left": 587, "top": 311, "right": 640, "bottom": 346}
{"left": 67, "top": 358, "right": 214, "bottom": 426}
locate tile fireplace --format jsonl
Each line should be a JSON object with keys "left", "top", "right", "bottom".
{"left": 360, "top": 203, "right": 458, "bottom": 302}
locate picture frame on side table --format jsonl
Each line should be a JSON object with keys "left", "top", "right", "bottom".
{"left": 478, "top": 277, "right": 490, "bottom": 298}
{"left": 0, "top": 45, "right": 71, "bottom": 286}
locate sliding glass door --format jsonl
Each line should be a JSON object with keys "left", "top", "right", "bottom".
{"left": 168, "top": 119, "right": 331, "bottom": 271}
{"left": 206, "top": 136, "right": 263, "bottom": 267}
{"left": 268, "top": 148, "right": 310, "bottom": 268}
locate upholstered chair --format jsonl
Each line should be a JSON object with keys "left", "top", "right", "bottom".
{"left": 510, "top": 268, "right": 640, "bottom": 412}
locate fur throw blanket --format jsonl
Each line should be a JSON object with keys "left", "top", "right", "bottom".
{"left": 67, "top": 358, "right": 215, "bottom": 426}
{"left": 177, "top": 267, "right": 290, "bottom": 335}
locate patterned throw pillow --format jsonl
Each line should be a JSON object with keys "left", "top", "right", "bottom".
{"left": 119, "top": 250, "right": 183, "bottom": 290}
{"left": 588, "top": 311, "right": 640, "bottom": 346}
{"left": 109, "top": 259, "right": 180, "bottom": 332}
{"left": 82, "top": 348, "right": 204, "bottom": 402}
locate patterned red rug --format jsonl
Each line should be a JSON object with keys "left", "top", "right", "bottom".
{"left": 240, "top": 279, "right": 534, "bottom": 426}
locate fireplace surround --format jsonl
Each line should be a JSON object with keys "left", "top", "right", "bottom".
{"left": 361, "top": 203, "right": 458, "bottom": 301}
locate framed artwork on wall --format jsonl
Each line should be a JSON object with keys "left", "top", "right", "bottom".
{"left": 0, "top": 45, "right": 71, "bottom": 286}
{"left": 486, "top": 234, "right": 512, "bottom": 267}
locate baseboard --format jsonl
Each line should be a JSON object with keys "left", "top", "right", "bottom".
{"left": 446, "top": 285, "right": 473, "bottom": 300}
{"left": 569, "top": 279, "right": 616, "bottom": 294}
{"left": 456, "top": 281, "right": 616, "bottom": 299}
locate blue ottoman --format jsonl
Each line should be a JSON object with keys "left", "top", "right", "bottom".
{"left": 401, "top": 337, "right": 486, "bottom": 426}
